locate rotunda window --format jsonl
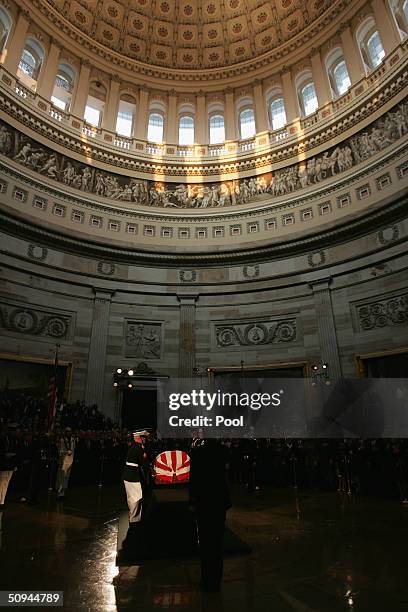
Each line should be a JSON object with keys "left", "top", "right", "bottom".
{"left": 209, "top": 114, "right": 225, "bottom": 144}
{"left": 300, "top": 82, "right": 318, "bottom": 116}
{"left": 269, "top": 98, "right": 287, "bottom": 130}
{"left": 178, "top": 115, "right": 195, "bottom": 145}
{"left": 239, "top": 108, "right": 256, "bottom": 139}
{"left": 147, "top": 112, "right": 164, "bottom": 143}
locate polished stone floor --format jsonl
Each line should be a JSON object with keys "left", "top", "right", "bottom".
{"left": 1, "top": 484, "right": 408, "bottom": 612}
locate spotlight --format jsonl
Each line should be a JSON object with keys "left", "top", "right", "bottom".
{"left": 116, "top": 368, "right": 122, "bottom": 374}
{"left": 128, "top": 383, "right": 133, "bottom": 389}
{"left": 322, "top": 363, "right": 328, "bottom": 369}
{"left": 113, "top": 382, "right": 118, "bottom": 387}
{"left": 312, "top": 365, "right": 318, "bottom": 371}
{"left": 128, "top": 369, "right": 134, "bottom": 376}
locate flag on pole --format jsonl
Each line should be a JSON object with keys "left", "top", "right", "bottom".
{"left": 47, "top": 345, "right": 59, "bottom": 431}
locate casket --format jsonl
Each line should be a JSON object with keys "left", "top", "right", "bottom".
{"left": 154, "top": 450, "right": 190, "bottom": 484}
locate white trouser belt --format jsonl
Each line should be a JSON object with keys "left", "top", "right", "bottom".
{"left": 126, "top": 462, "right": 139, "bottom": 467}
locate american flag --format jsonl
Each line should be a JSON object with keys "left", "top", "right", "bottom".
{"left": 47, "top": 344, "right": 60, "bottom": 431}
{"left": 154, "top": 450, "right": 190, "bottom": 484}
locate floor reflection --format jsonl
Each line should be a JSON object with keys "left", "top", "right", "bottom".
{"left": 1, "top": 485, "right": 408, "bottom": 610}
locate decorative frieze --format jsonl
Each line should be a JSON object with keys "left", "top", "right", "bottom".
{"left": 0, "top": 98, "right": 406, "bottom": 209}
{"left": 356, "top": 294, "right": 408, "bottom": 331}
{"left": 215, "top": 318, "right": 297, "bottom": 348}
{"left": 125, "top": 321, "right": 162, "bottom": 359}
{"left": 0, "top": 301, "right": 71, "bottom": 339}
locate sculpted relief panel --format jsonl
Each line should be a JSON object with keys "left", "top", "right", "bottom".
{"left": 0, "top": 100, "right": 407, "bottom": 209}
{"left": 0, "top": 301, "right": 72, "bottom": 339}
{"left": 125, "top": 321, "right": 162, "bottom": 359}
{"left": 215, "top": 319, "right": 297, "bottom": 348}
{"left": 355, "top": 294, "right": 408, "bottom": 331}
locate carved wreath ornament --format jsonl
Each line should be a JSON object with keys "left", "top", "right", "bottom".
{"left": 216, "top": 320, "right": 296, "bottom": 347}
{"left": 0, "top": 306, "right": 70, "bottom": 338}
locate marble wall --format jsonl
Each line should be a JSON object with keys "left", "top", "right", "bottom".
{"left": 1, "top": 206, "right": 407, "bottom": 418}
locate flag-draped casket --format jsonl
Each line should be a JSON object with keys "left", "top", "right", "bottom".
{"left": 154, "top": 450, "right": 190, "bottom": 484}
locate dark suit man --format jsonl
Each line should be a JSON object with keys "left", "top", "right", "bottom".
{"left": 189, "top": 439, "right": 231, "bottom": 592}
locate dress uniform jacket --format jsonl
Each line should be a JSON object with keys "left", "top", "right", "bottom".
{"left": 123, "top": 442, "right": 147, "bottom": 524}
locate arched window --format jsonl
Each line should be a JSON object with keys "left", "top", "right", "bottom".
{"left": 239, "top": 108, "right": 256, "bottom": 139}
{"left": 178, "top": 115, "right": 194, "bottom": 145}
{"left": 356, "top": 18, "right": 385, "bottom": 71}
{"left": 367, "top": 31, "right": 385, "bottom": 67}
{"left": 300, "top": 82, "right": 318, "bottom": 116}
{"left": 51, "top": 63, "right": 75, "bottom": 111}
{"left": 116, "top": 95, "right": 136, "bottom": 137}
{"left": 209, "top": 114, "right": 225, "bottom": 144}
{"left": 326, "top": 48, "right": 352, "bottom": 97}
{"left": 18, "top": 37, "right": 45, "bottom": 87}
{"left": 269, "top": 98, "right": 287, "bottom": 130}
{"left": 0, "top": 7, "right": 12, "bottom": 55}
{"left": 147, "top": 112, "right": 164, "bottom": 142}
{"left": 84, "top": 81, "right": 107, "bottom": 127}
{"left": 388, "top": 0, "right": 408, "bottom": 39}
{"left": 332, "top": 60, "right": 351, "bottom": 95}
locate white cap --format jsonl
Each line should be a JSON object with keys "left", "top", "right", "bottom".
{"left": 132, "top": 429, "right": 151, "bottom": 437}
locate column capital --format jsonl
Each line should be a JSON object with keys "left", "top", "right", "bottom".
{"left": 19, "top": 8, "right": 31, "bottom": 21}
{"left": 81, "top": 58, "right": 91, "bottom": 69}
{"left": 225, "top": 86, "right": 234, "bottom": 95}
{"left": 93, "top": 287, "right": 115, "bottom": 301}
{"left": 337, "top": 20, "right": 350, "bottom": 36}
{"left": 279, "top": 64, "right": 291, "bottom": 76}
{"left": 111, "top": 74, "right": 121, "bottom": 84}
{"left": 169, "top": 88, "right": 177, "bottom": 97}
{"left": 177, "top": 292, "right": 199, "bottom": 304}
{"left": 309, "top": 277, "right": 332, "bottom": 292}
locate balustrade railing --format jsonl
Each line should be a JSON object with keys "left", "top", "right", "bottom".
{"left": 0, "top": 39, "right": 405, "bottom": 166}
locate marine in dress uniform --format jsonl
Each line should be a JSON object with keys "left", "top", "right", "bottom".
{"left": 122, "top": 429, "right": 151, "bottom": 527}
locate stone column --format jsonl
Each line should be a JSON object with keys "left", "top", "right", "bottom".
{"left": 3, "top": 10, "right": 30, "bottom": 74}
{"left": 135, "top": 87, "right": 149, "bottom": 140}
{"left": 310, "top": 48, "right": 331, "bottom": 107}
{"left": 85, "top": 289, "right": 114, "bottom": 408}
{"left": 339, "top": 23, "right": 365, "bottom": 83}
{"left": 101, "top": 76, "right": 121, "bottom": 131}
{"left": 177, "top": 293, "right": 198, "bottom": 378}
{"left": 309, "top": 279, "right": 342, "bottom": 382}
{"left": 253, "top": 80, "right": 269, "bottom": 132}
{"left": 224, "top": 88, "right": 236, "bottom": 140}
{"left": 36, "top": 40, "right": 61, "bottom": 100}
{"left": 71, "top": 60, "right": 91, "bottom": 118}
{"left": 166, "top": 90, "right": 178, "bottom": 143}
{"left": 371, "top": 0, "right": 400, "bottom": 56}
{"left": 280, "top": 68, "right": 297, "bottom": 123}
{"left": 196, "top": 91, "right": 207, "bottom": 143}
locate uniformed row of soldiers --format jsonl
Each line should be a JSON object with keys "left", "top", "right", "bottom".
{"left": 2, "top": 426, "right": 408, "bottom": 505}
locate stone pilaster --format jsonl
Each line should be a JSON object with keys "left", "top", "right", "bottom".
{"left": 339, "top": 24, "right": 365, "bottom": 84}
{"left": 102, "top": 76, "right": 121, "bottom": 131}
{"left": 135, "top": 87, "right": 149, "bottom": 140}
{"left": 224, "top": 89, "right": 236, "bottom": 140}
{"left": 71, "top": 60, "right": 91, "bottom": 119}
{"left": 310, "top": 278, "right": 342, "bottom": 381}
{"left": 85, "top": 288, "right": 114, "bottom": 407}
{"left": 371, "top": 0, "right": 400, "bottom": 56}
{"left": 196, "top": 92, "right": 207, "bottom": 143}
{"left": 253, "top": 80, "right": 268, "bottom": 132}
{"left": 36, "top": 40, "right": 61, "bottom": 100}
{"left": 280, "top": 68, "right": 297, "bottom": 123}
{"left": 4, "top": 10, "right": 30, "bottom": 74}
{"left": 177, "top": 293, "right": 198, "bottom": 378}
{"left": 166, "top": 90, "right": 178, "bottom": 143}
{"left": 310, "top": 48, "right": 331, "bottom": 107}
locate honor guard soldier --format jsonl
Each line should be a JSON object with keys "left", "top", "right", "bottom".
{"left": 122, "top": 429, "right": 152, "bottom": 530}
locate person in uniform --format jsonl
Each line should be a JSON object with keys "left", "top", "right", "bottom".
{"left": 122, "top": 429, "right": 152, "bottom": 535}
{"left": 189, "top": 438, "right": 231, "bottom": 593}
{"left": 56, "top": 427, "right": 76, "bottom": 499}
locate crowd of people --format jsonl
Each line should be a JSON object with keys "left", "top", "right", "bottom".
{"left": 1, "top": 391, "right": 408, "bottom": 507}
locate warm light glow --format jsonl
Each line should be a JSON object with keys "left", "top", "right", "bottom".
{"left": 128, "top": 369, "right": 134, "bottom": 376}
{"left": 116, "top": 368, "right": 122, "bottom": 374}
